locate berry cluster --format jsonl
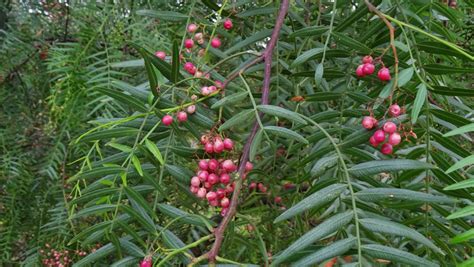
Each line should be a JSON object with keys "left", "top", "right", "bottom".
{"left": 39, "top": 243, "right": 101, "bottom": 267}
{"left": 190, "top": 133, "right": 252, "bottom": 216}
{"left": 140, "top": 257, "right": 152, "bottom": 267}
{"left": 161, "top": 105, "right": 196, "bottom": 126}
{"left": 362, "top": 104, "right": 404, "bottom": 155}
{"left": 355, "top": 55, "right": 391, "bottom": 81}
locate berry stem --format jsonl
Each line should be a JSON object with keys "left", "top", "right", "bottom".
{"left": 205, "top": 0, "right": 290, "bottom": 263}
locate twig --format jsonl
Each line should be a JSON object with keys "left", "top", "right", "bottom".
{"left": 364, "top": 0, "right": 399, "bottom": 101}
{"left": 205, "top": 0, "right": 290, "bottom": 263}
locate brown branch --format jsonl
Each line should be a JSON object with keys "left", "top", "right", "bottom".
{"left": 205, "top": 0, "right": 290, "bottom": 263}
{"left": 364, "top": 0, "right": 399, "bottom": 96}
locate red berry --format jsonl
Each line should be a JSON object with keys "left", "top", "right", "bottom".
{"left": 213, "top": 139, "right": 225, "bottom": 153}
{"left": 198, "top": 170, "right": 209, "bottom": 181}
{"left": 187, "top": 23, "right": 197, "bottom": 33}
{"left": 191, "top": 176, "right": 201, "bottom": 187}
{"left": 223, "top": 19, "right": 233, "bottom": 30}
{"left": 220, "top": 197, "right": 230, "bottom": 208}
{"left": 205, "top": 143, "right": 214, "bottom": 153}
{"left": 198, "top": 160, "right": 208, "bottom": 170}
{"left": 362, "top": 55, "right": 373, "bottom": 64}
{"left": 155, "top": 51, "right": 166, "bottom": 60}
{"left": 223, "top": 138, "right": 234, "bottom": 150}
{"left": 380, "top": 143, "right": 393, "bottom": 155}
{"left": 389, "top": 104, "right": 401, "bottom": 117}
{"left": 197, "top": 187, "right": 207, "bottom": 198}
{"left": 388, "top": 132, "right": 401, "bottom": 146}
{"left": 258, "top": 183, "right": 267, "bottom": 193}
{"left": 210, "top": 38, "right": 221, "bottom": 48}
{"left": 201, "top": 135, "right": 209, "bottom": 144}
{"left": 184, "top": 39, "right": 194, "bottom": 48}
{"left": 208, "top": 159, "right": 219, "bottom": 171}
{"left": 369, "top": 136, "right": 379, "bottom": 147}
{"left": 383, "top": 121, "right": 397, "bottom": 134}
{"left": 194, "top": 32, "right": 203, "bottom": 40}
{"left": 190, "top": 185, "right": 199, "bottom": 194}
{"left": 362, "top": 63, "right": 375, "bottom": 75}
{"left": 249, "top": 182, "right": 257, "bottom": 190}
{"left": 184, "top": 62, "right": 194, "bottom": 70}
{"left": 283, "top": 183, "right": 295, "bottom": 190}
{"left": 140, "top": 257, "right": 152, "bottom": 267}
{"left": 373, "top": 130, "right": 386, "bottom": 143}
{"left": 362, "top": 116, "right": 375, "bottom": 129}
{"left": 215, "top": 80, "right": 224, "bottom": 89}
{"left": 204, "top": 182, "right": 212, "bottom": 188}
{"left": 177, "top": 111, "right": 188, "bottom": 122}
{"left": 162, "top": 115, "right": 173, "bottom": 126}
{"left": 206, "top": 191, "right": 217, "bottom": 201}
{"left": 245, "top": 161, "right": 253, "bottom": 172}
{"left": 378, "top": 67, "right": 391, "bottom": 81}
{"left": 187, "top": 105, "right": 196, "bottom": 114}
{"left": 208, "top": 173, "right": 219, "bottom": 184}
{"left": 216, "top": 188, "right": 226, "bottom": 199}
{"left": 274, "top": 196, "right": 282, "bottom": 203}
{"left": 222, "top": 160, "right": 236, "bottom": 172}
{"left": 220, "top": 173, "right": 230, "bottom": 184}
{"left": 201, "top": 86, "right": 210, "bottom": 95}
{"left": 208, "top": 85, "right": 217, "bottom": 93}
{"left": 356, "top": 65, "right": 365, "bottom": 77}
{"left": 221, "top": 207, "right": 229, "bottom": 216}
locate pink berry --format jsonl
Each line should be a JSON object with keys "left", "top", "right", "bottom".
{"left": 220, "top": 173, "right": 231, "bottom": 184}
{"left": 201, "top": 86, "right": 210, "bottom": 96}
{"left": 274, "top": 196, "right": 282, "bottom": 203}
{"left": 380, "top": 143, "right": 393, "bottom": 155}
{"left": 362, "top": 116, "right": 375, "bottom": 130}
{"left": 283, "top": 183, "right": 295, "bottom": 190}
{"left": 258, "top": 183, "right": 267, "bottom": 193}
{"left": 223, "top": 19, "right": 233, "bottom": 30}
{"left": 201, "top": 135, "right": 209, "bottom": 144}
{"left": 223, "top": 138, "right": 234, "bottom": 150}
{"left": 378, "top": 67, "right": 391, "bottom": 81}
{"left": 187, "top": 23, "right": 197, "bottom": 33}
{"left": 373, "top": 129, "right": 386, "bottom": 143}
{"left": 198, "top": 160, "right": 208, "bottom": 170}
{"left": 362, "top": 63, "right": 375, "bottom": 75}
{"left": 187, "top": 105, "right": 196, "bottom": 114}
{"left": 208, "top": 85, "right": 217, "bottom": 93}
{"left": 206, "top": 191, "right": 217, "bottom": 201}
{"left": 184, "top": 39, "right": 194, "bottom": 49}
{"left": 190, "top": 185, "right": 199, "bottom": 194}
{"left": 184, "top": 62, "right": 194, "bottom": 71}
{"left": 155, "top": 51, "right": 166, "bottom": 60}
{"left": 213, "top": 139, "right": 225, "bottom": 153}
{"left": 356, "top": 65, "right": 365, "bottom": 77}
{"left": 249, "top": 182, "right": 257, "bottom": 190}
{"left": 216, "top": 188, "right": 226, "bottom": 199}
{"left": 362, "top": 55, "right": 373, "bottom": 64}
{"left": 245, "top": 161, "right": 253, "bottom": 172}
{"left": 197, "top": 188, "right": 207, "bottom": 198}
{"left": 369, "top": 136, "right": 379, "bottom": 147}
{"left": 383, "top": 121, "right": 397, "bottom": 134}
{"left": 208, "top": 159, "right": 219, "bottom": 171}
{"left": 388, "top": 132, "right": 402, "bottom": 146}
{"left": 389, "top": 104, "right": 401, "bottom": 117}
{"left": 222, "top": 160, "right": 236, "bottom": 172}
{"left": 162, "top": 115, "right": 173, "bottom": 126}
{"left": 208, "top": 173, "right": 219, "bottom": 184}
{"left": 225, "top": 184, "right": 234, "bottom": 193}
{"left": 198, "top": 170, "right": 209, "bottom": 181}
{"left": 220, "top": 207, "right": 228, "bottom": 216}
{"left": 194, "top": 32, "right": 203, "bottom": 41}
{"left": 204, "top": 182, "right": 212, "bottom": 188}
{"left": 215, "top": 80, "right": 224, "bottom": 89}
{"left": 205, "top": 143, "right": 214, "bottom": 153}
{"left": 191, "top": 176, "right": 201, "bottom": 187}
{"left": 210, "top": 38, "right": 221, "bottom": 48}
{"left": 177, "top": 111, "right": 188, "bottom": 122}
{"left": 220, "top": 197, "right": 230, "bottom": 208}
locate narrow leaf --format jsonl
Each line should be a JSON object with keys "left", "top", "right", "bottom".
{"left": 211, "top": 92, "right": 248, "bottom": 109}
{"left": 349, "top": 159, "right": 435, "bottom": 177}
{"left": 257, "top": 105, "right": 307, "bottom": 124}
{"left": 362, "top": 244, "right": 439, "bottom": 267}
{"left": 443, "top": 123, "right": 474, "bottom": 137}
{"left": 264, "top": 126, "right": 308, "bottom": 144}
{"left": 445, "top": 155, "right": 474, "bottom": 174}
{"left": 171, "top": 40, "right": 179, "bottom": 83}
{"left": 145, "top": 139, "right": 164, "bottom": 165}
{"left": 355, "top": 188, "right": 455, "bottom": 204}
{"left": 291, "top": 237, "right": 356, "bottom": 266}
{"left": 219, "top": 109, "right": 254, "bottom": 131}
{"left": 411, "top": 83, "right": 427, "bottom": 124}
{"left": 444, "top": 178, "right": 474, "bottom": 190}
{"left": 446, "top": 205, "right": 474, "bottom": 219}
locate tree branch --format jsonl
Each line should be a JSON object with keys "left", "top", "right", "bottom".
{"left": 205, "top": 0, "right": 290, "bottom": 263}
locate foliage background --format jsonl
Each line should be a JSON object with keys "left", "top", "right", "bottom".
{"left": 0, "top": 0, "right": 472, "bottom": 266}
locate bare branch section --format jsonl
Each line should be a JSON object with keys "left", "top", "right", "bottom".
{"left": 202, "top": 0, "right": 290, "bottom": 264}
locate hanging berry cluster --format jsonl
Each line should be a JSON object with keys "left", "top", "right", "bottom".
{"left": 189, "top": 133, "right": 253, "bottom": 216}
{"left": 355, "top": 55, "right": 391, "bottom": 81}
{"left": 155, "top": 19, "right": 233, "bottom": 126}
{"left": 39, "top": 243, "right": 101, "bottom": 267}
{"left": 361, "top": 104, "right": 408, "bottom": 155}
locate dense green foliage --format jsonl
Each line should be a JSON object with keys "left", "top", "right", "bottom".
{"left": 1, "top": 0, "right": 472, "bottom": 266}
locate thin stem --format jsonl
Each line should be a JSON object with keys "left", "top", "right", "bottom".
{"left": 320, "top": 0, "right": 337, "bottom": 67}
{"left": 157, "top": 235, "right": 212, "bottom": 267}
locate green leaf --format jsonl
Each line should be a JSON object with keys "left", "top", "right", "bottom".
{"left": 121, "top": 205, "right": 156, "bottom": 233}
{"left": 291, "top": 237, "right": 356, "bottom": 266}
{"left": 459, "top": 257, "right": 474, "bottom": 267}
{"left": 291, "top": 48, "right": 324, "bottom": 67}
{"left": 355, "top": 188, "right": 455, "bottom": 204}
{"left": 431, "top": 109, "right": 472, "bottom": 127}
{"left": 131, "top": 155, "right": 143, "bottom": 177}
{"left": 349, "top": 159, "right": 435, "bottom": 177}
{"left": 157, "top": 203, "right": 213, "bottom": 227}
{"left": 362, "top": 244, "right": 439, "bottom": 267}
{"left": 257, "top": 105, "right": 307, "bottom": 125}
{"left": 314, "top": 63, "right": 324, "bottom": 86}
{"left": 305, "top": 92, "right": 343, "bottom": 101}
{"left": 80, "top": 128, "right": 139, "bottom": 142}
{"left": 120, "top": 239, "right": 145, "bottom": 257}
{"left": 417, "top": 41, "right": 468, "bottom": 58}
{"left": 237, "top": 7, "right": 277, "bottom": 17}
{"left": 264, "top": 126, "right": 308, "bottom": 144}
{"left": 272, "top": 211, "right": 353, "bottom": 265}
{"left": 96, "top": 88, "right": 148, "bottom": 113}
{"left": 289, "top": 26, "right": 328, "bottom": 38}
{"left": 250, "top": 129, "right": 263, "bottom": 162}
{"left": 411, "top": 83, "right": 427, "bottom": 124}
{"left": 211, "top": 92, "right": 248, "bottom": 109}
{"left": 124, "top": 186, "right": 155, "bottom": 219}
{"left": 332, "top": 32, "right": 371, "bottom": 54}
{"left": 69, "top": 166, "right": 125, "bottom": 182}
{"left": 443, "top": 123, "right": 474, "bottom": 137}
{"left": 424, "top": 64, "right": 474, "bottom": 75}
{"left": 107, "top": 142, "right": 133, "bottom": 153}
{"left": 219, "top": 109, "right": 254, "bottom": 131}
{"left": 444, "top": 178, "right": 474, "bottom": 190}
{"left": 145, "top": 139, "right": 164, "bottom": 165}
{"left": 110, "top": 59, "right": 144, "bottom": 68}
{"left": 310, "top": 155, "right": 338, "bottom": 177}
{"left": 136, "top": 10, "right": 188, "bottom": 21}
{"left": 274, "top": 184, "right": 347, "bottom": 223}
{"left": 171, "top": 40, "right": 179, "bottom": 83}
{"left": 225, "top": 29, "right": 273, "bottom": 54}
{"left": 379, "top": 67, "right": 414, "bottom": 99}
{"left": 72, "top": 241, "right": 117, "bottom": 267}
{"left": 432, "top": 2, "right": 461, "bottom": 27}
{"left": 359, "top": 218, "right": 443, "bottom": 254}
{"left": 165, "top": 164, "right": 193, "bottom": 183}
{"left": 451, "top": 228, "right": 474, "bottom": 244}
{"left": 429, "top": 85, "right": 474, "bottom": 97}
{"left": 446, "top": 205, "right": 474, "bottom": 219}
{"left": 446, "top": 155, "right": 474, "bottom": 174}
{"left": 71, "top": 204, "right": 117, "bottom": 220}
